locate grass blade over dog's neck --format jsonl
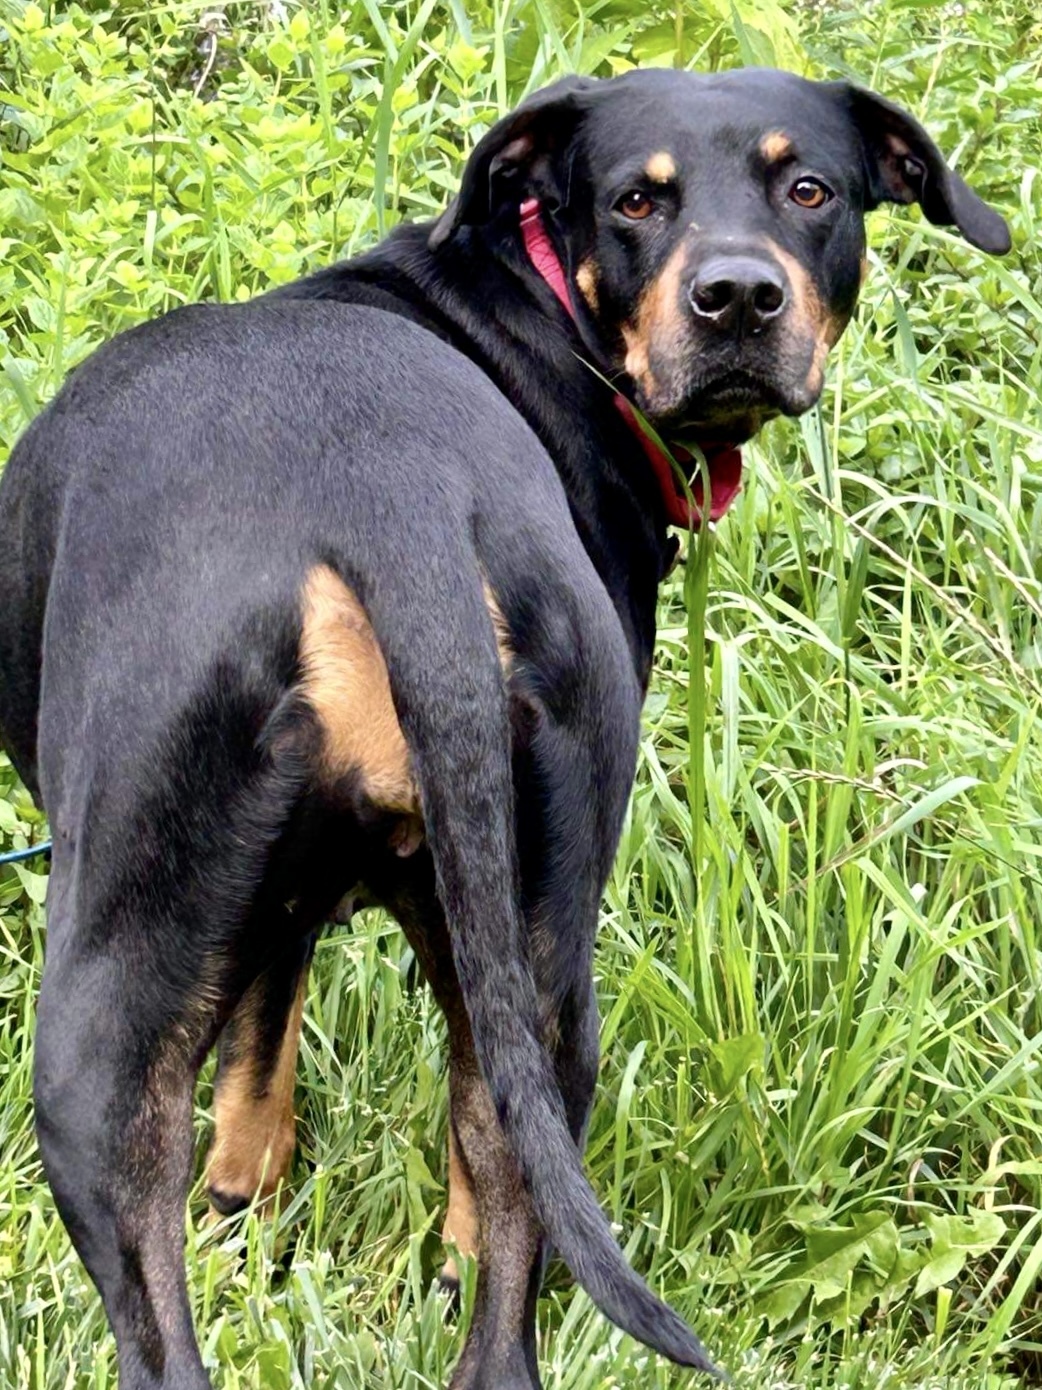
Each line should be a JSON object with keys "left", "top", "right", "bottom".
{"left": 684, "top": 506, "right": 717, "bottom": 1028}
{"left": 684, "top": 511, "right": 713, "bottom": 885}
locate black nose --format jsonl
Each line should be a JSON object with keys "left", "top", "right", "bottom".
{"left": 688, "top": 255, "right": 788, "bottom": 336}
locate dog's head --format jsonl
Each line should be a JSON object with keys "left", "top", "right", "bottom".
{"left": 431, "top": 68, "right": 1009, "bottom": 452}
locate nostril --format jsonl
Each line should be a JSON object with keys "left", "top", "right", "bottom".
{"left": 689, "top": 255, "right": 789, "bottom": 332}
{"left": 753, "top": 281, "right": 786, "bottom": 317}
{"left": 691, "top": 278, "right": 735, "bottom": 317}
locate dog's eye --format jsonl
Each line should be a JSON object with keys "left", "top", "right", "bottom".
{"left": 789, "top": 177, "right": 833, "bottom": 209}
{"left": 618, "top": 190, "right": 654, "bottom": 221}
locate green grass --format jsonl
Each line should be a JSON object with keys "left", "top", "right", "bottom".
{"left": 2, "top": 1, "right": 1041, "bottom": 1386}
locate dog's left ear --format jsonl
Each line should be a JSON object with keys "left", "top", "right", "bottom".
{"left": 430, "top": 75, "right": 598, "bottom": 249}
{"left": 833, "top": 83, "right": 1011, "bottom": 255}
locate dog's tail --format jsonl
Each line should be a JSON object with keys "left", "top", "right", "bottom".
{"left": 371, "top": 568, "right": 719, "bottom": 1376}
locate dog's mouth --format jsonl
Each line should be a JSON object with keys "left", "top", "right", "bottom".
{"left": 657, "top": 436, "right": 744, "bottom": 525}
{"left": 647, "top": 371, "right": 794, "bottom": 525}
{"left": 667, "top": 370, "right": 789, "bottom": 434}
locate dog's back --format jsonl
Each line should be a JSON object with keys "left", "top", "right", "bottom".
{"left": 0, "top": 396, "right": 67, "bottom": 799}
{"left": 0, "top": 297, "right": 581, "bottom": 802}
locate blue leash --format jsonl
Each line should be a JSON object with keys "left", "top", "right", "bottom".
{"left": 0, "top": 839, "right": 53, "bottom": 866}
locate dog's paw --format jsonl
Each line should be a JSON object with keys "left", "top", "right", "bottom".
{"left": 207, "top": 1186, "right": 252, "bottom": 1218}
{"left": 437, "top": 1264, "right": 462, "bottom": 1316}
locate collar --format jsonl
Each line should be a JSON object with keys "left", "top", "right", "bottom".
{"left": 518, "top": 197, "right": 742, "bottom": 529}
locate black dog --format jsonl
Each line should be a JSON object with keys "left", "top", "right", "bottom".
{"left": 0, "top": 67, "right": 1009, "bottom": 1389}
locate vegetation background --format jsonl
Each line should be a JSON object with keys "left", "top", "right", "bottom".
{"left": 1, "top": 0, "right": 1040, "bottom": 1386}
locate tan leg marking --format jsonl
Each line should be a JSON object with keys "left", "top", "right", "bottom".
{"left": 299, "top": 564, "right": 419, "bottom": 814}
{"left": 206, "top": 971, "right": 306, "bottom": 1214}
{"left": 441, "top": 1123, "right": 480, "bottom": 1284}
{"left": 760, "top": 130, "right": 793, "bottom": 164}
{"left": 644, "top": 151, "right": 676, "bottom": 182}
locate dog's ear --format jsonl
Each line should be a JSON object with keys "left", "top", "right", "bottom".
{"left": 429, "top": 75, "right": 598, "bottom": 250}
{"left": 834, "top": 83, "right": 1011, "bottom": 255}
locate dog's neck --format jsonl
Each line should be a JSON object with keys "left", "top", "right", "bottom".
{"left": 286, "top": 222, "right": 672, "bottom": 684}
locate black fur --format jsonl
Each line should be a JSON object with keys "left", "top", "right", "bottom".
{"left": 0, "top": 67, "right": 1008, "bottom": 1389}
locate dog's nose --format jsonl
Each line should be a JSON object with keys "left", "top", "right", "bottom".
{"left": 688, "top": 256, "right": 788, "bottom": 336}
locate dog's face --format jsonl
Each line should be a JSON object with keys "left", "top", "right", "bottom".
{"left": 432, "top": 68, "right": 1009, "bottom": 446}
{"left": 566, "top": 71, "right": 882, "bottom": 438}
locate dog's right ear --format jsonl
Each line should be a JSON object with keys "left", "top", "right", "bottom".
{"left": 429, "top": 75, "right": 598, "bottom": 250}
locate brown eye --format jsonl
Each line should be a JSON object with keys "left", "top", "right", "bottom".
{"left": 789, "top": 177, "right": 832, "bottom": 209}
{"left": 618, "top": 190, "right": 654, "bottom": 220}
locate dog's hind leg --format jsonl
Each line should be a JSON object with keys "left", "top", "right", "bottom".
{"left": 388, "top": 893, "right": 542, "bottom": 1390}
{"left": 420, "top": 910, "right": 602, "bottom": 1390}
{"left": 433, "top": 951, "right": 599, "bottom": 1336}
{"left": 447, "top": 1022, "right": 545, "bottom": 1390}
{"left": 34, "top": 870, "right": 223, "bottom": 1389}
{"left": 33, "top": 676, "right": 315, "bottom": 1388}
{"left": 379, "top": 569, "right": 647, "bottom": 1387}
{"left": 399, "top": 890, "right": 602, "bottom": 1390}
{"left": 206, "top": 933, "right": 315, "bottom": 1217}
{"left": 438, "top": 616, "right": 640, "bottom": 1388}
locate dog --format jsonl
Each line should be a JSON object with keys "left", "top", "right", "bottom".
{"left": 0, "top": 66, "right": 1009, "bottom": 1389}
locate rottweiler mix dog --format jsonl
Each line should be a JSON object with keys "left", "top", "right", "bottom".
{"left": 0, "top": 67, "right": 1009, "bottom": 1389}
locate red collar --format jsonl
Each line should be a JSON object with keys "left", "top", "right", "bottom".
{"left": 518, "top": 197, "right": 742, "bottom": 529}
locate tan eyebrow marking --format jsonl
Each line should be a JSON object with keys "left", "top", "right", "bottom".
{"left": 644, "top": 151, "right": 676, "bottom": 182}
{"left": 760, "top": 131, "right": 794, "bottom": 163}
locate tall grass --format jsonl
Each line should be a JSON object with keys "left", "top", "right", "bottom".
{"left": 1, "top": 1, "right": 1040, "bottom": 1386}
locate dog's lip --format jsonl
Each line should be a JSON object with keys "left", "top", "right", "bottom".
{"left": 674, "top": 369, "right": 789, "bottom": 424}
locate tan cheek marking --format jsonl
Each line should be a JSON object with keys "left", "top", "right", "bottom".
{"left": 575, "top": 259, "right": 600, "bottom": 313}
{"left": 763, "top": 237, "right": 845, "bottom": 394}
{"left": 622, "top": 238, "right": 690, "bottom": 402}
{"left": 764, "top": 237, "right": 821, "bottom": 336}
{"left": 806, "top": 334, "right": 832, "bottom": 397}
{"left": 299, "top": 564, "right": 419, "bottom": 815}
{"left": 810, "top": 308, "right": 846, "bottom": 394}
{"left": 760, "top": 130, "right": 793, "bottom": 163}
{"left": 206, "top": 974, "right": 306, "bottom": 1214}
{"left": 644, "top": 151, "right": 676, "bottom": 182}
{"left": 621, "top": 324, "right": 652, "bottom": 392}
{"left": 441, "top": 1124, "right": 480, "bottom": 1282}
